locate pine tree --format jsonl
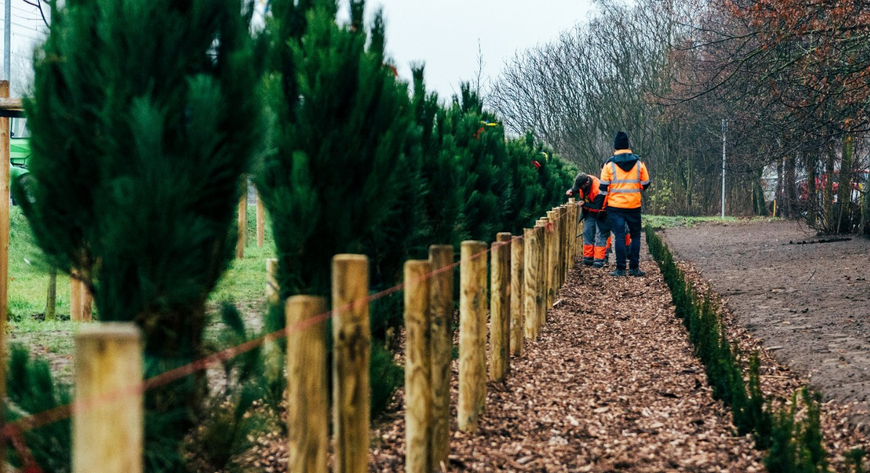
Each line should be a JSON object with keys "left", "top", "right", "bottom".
{"left": 21, "top": 0, "right": 262, "bottom": 469}
{"left": 258, "top": 0, "right": 415, "bottom": 417}
{"left": 259, "top": 0, "right": 416, "bottom": 299}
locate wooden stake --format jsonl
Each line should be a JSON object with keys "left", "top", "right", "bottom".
{"left": 45, "top": 268, "right": 57, "bottom": 321}
{"left": 332, "top": 255, "right": 370, "bottom": 473}
{"left": 510, "top": 235, "right": 524, "bottom": 356}
{"left": 458, "top": 241, "right": 487, "bottom": 432}
{"left": 256, "top": 188, "right": 266, "bottom": 248}
{"left": 266, "top": 258, "right": 279, "bottom": 305}
{"left": 286, "top": 296, "right": 328, "bottom": 473}
{"left": 428, "top": 245, "right": 453, "bottom": 470}
{"left": 236, "top": 186, "right": 246, "bottom": 259}
{"left": 536, "top": 224, "right": 547, "bottom": 329}
{"left": 546, "top": 210, "right": 558, "bottom": 308}
{"left": 560, "top": 206, "right": 568, "bottom": 286}
{"left": 70, "top": 271, "right": 82, "bottom": 322}
{"left": 73, "top": 323, "right": 143, "bottom": 473}
{"left": 489, "top": 233, "right": 511, "bottom": 382}
{"left": 523, "top": 227, "right": 538, "bottom": 341}
{"left": 0, "top": 80, "right": 9, "bottom": 472}
{"left": 404, "top": 260, "right": 433, "bottom": 473}
{"left": 81, "top": 283, "right": 93, "bottom": 322}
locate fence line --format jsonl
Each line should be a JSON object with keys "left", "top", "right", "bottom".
{"left": 5, "top": 203, "right": 581, "bottom": 473}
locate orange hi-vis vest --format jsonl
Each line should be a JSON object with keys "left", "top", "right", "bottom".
{"left": 578, "top": 176, "right": 604, "bottom": 213}
{"left": 600, "top": 154, "right": 650, "bottom": 209}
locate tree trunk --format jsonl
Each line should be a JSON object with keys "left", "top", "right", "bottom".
{"left": 823, "top": 141, "right": 836, "bottom": 232}
{"left": 784, "top": 153, "right": 797, "bottom": 218}
{"left": 44, "top": 268, "right": 57, "bottom": 321}
{"left": 862, "top": 168, "right": 870, "bottom": 236}
{"left": 836, "top": 136, "right": 854, "bottom": 233}
{"left": 807, "top": 152, "right": 818, "bottom": 227}
{"left": 774, "top": 158, "right": 784, "bottom": 217}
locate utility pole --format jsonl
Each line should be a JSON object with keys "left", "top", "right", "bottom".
{"left": 721, "top": 118, "right": 727, "bottom": 219}
{"left": 3, "top": 0, "right": 9, "bottom": 81}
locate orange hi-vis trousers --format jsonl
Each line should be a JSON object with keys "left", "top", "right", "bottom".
{"left": 582, "top": 214, "right": 611, "bottom": 264}
{"left": 606, "top": 234, "right": 631, "bottom": 252}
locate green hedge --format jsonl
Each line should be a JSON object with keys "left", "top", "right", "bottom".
{"left": 645, "top": 227, "right": 830, "bottom": 472}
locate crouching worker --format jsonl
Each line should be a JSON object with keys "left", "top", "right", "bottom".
{"left": 566, "top": 172, "right": 609, "bottom": 267}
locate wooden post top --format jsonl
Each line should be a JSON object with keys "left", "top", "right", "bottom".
{"left": 333, "top": 254, "right": 369, "bottom": 262}
{"left": 286, "top": 295, "right": 326, "bottom": 305}
{"left": 76, "top": 323, "right": 140, "bottom": 341}
{"left": 429, "top": 244, "right": 453, "bottom": 251}
{"left": 496, "top": 232, "right": 512, "bottom": 242}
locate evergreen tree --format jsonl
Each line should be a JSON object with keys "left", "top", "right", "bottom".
{"left": 20, "top": 0, "right": 263, "bottom": 469}
{"left": 259, "top": 0, "right": 416, "bottom": 298}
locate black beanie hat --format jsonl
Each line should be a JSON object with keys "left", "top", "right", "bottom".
{"left": 614, "top": 131, "right": 629, "bottom": 150}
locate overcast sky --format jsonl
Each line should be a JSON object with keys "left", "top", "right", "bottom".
{"left": 338, "top": 0, "right": 598, "bottom": 100}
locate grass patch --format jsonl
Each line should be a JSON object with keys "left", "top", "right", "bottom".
{"left": 9, "top": 204, "right": 275, "bottom": 357}
{"left": 644, "top": 215, "right": 783, "bottom": 229}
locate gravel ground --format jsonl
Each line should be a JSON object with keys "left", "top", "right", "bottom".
{"left": 369, "top": 256, "right": 764, "bottom": 472}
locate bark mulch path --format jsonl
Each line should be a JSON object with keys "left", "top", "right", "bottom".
{"left": 370, "top": 258, "right": 763, "bottom": 472}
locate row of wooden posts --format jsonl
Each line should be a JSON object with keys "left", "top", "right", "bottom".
{"left": 68, "top": 200, "right": 580, "bottom": 473}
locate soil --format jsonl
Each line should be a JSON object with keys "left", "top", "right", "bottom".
{"left": 663, "top": 220, "right": 870, "bottom": 428}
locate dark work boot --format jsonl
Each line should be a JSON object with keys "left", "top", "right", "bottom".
{"left": 629, "top": 268, "right": 646, "bottom": 277}
{"left": 583, "top": 258, "right": 594, "bottom": 267}
{"left": 610, "top": 269, "right": 626, "bottom": 277}
{"left": 592, "top": 260, "right": 604, "bottom": 268}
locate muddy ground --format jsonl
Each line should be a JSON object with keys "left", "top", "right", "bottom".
{"left": 664, "top": 220, "right": 870, "bottom": 427}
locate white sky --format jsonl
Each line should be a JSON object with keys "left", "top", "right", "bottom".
{"left": 339, "top": 0, "right": 597, "bottom": 100}
{"left": 7, "top": 0, "right": 599, "bottom": 101}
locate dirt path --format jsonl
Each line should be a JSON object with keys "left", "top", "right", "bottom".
{"left": 370, "top": 257, "right": 763, "bottom": 472}
{"left": 663, "top": 220, "right": 870, "bottom": 428}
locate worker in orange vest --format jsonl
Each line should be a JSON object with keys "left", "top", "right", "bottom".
{"left": 599, "top": 131, "right": 650, "bottom": 277}
{"left": 566, "top": 172, "right": 609, "bottom": 267}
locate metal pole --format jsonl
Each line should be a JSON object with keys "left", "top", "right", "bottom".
{"left": 721, "top": 118, "right": 727, "bottom": 219}
{"left": 4, "top": 0, "right": 9, "bottom": 81}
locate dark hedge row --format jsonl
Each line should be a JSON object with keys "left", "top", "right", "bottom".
{"left": 645, "top": 227, "right": 838, "bottom": 472}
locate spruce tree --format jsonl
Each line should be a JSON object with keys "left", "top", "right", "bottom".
{"left": 20, "top": 0, "right": 262, "bottom": 469}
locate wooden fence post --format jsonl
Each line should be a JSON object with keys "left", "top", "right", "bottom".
{"left": 536, "top": 223, "right": 547, "bottom": 329}
{"left": 73, "top": 323, "right": 143, "bottom": 473}
{"left": 256, "top": 188, "right": 266, "bottom": 248}
{"left": 332, "top": 255, "right": 370, "bottom": 473}
{"left": 82, "top": 284, "right": 93, "bottom": 322}
{"left": 428, "top": 245, "right": 453, "bottom": 470}
{"left": 404, "top": 260, "right": 433, "bottom": 473}
{"left": 546, "top": 210, "right": 558, "bottom": 308}
{"left": 510, "top": 234, "right": 525, "bottom": 356}
{"left": 237, "top": 187, "right": 246, "bottom": 260}
{"left": 523, "top": 227, "right": 538, "bottom": 341}
{"left": 560, "top": 206, "right": 568, "bottom": 286}
{"left": 458, "top": 241, "right": 487, "bottom": 432}
{"left": 70, "top": 272, "right": 82, "bottom": 322}
{"left": 568, "top": 199, "right": 578, "bottom": 271}
{"left": 266, "top": 258, "right": 279, "bottom": 305}
{"left": 489, "top": 233, "right": 511, "bottom": 382}
{"left": 45, "top": 268, "right": 57, "bottom": 321}
{"left": 0, "top": 81, "right": 8, "bottom": 471}
{"left": 286, "top": 295, "right": 328, "bottom": 473}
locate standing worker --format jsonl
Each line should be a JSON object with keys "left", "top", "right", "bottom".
{"left": 566, "top": 173, "right": 609, "bottom": 267}
{"left": 599, "top": 131, "right": 650, "bottom": 277}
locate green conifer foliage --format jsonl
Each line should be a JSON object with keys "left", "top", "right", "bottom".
{"left": 259, "top": 0, "right": 416, "bottom": 298}
{"left": 21, "top": 0, "right": 262, "bottom": 469}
